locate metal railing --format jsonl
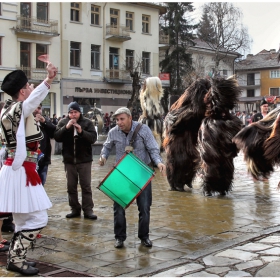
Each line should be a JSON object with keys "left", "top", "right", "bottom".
{"left": 105, "top": 69, "right": 131, "bottom": 81}
{"left": 16, "top": 66, "right": 58, "bottom": 81}
{"left": 15, "top": 16, "right": 59, "bottom": 35}
{"left": 238, "top": 79, "right": 261, "bottom": 86}
{"left": 106, "top": 24, "right": 130, "bottom": 37}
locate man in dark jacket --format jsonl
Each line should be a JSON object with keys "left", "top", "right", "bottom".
{"left": 33, "top": 103, "right": 56, "bottom": 186}
{"left": 252, "top": 98, "right": 269, "bottom": 122}
{"left": 54, "top": 101, "right": 98, "bottom": 219}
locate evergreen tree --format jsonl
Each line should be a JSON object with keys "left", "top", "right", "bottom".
{"left": 197, "top": 9, "right": 216, "bottom": 44}
{"left": 160, "top": 3, "right": 198, "bottom": 98}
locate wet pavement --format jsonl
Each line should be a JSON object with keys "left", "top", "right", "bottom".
{"left": 2, "top": 151, "right": 280, "bottom": 277}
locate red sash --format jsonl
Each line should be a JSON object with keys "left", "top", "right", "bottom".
{"left": 4, "top": 158, "right": 41, "bottom": 187}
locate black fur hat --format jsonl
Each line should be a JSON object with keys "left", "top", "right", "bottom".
{"left": 1, "top": 70, "right": 28, "bottom": 96}
{"left": 260, "top": 98, "right": 268, "bottom": 106}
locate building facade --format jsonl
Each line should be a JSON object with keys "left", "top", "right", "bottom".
{"left": 0, "top": 2, "right": 166, "bottom": 117}
{"left": 235, "top": 49, "right": 280, "bottom": 112}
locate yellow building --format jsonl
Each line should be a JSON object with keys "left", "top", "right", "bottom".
{"left": 235, "top": 49, "right": 280, "bottom": 112}
{"left": 0, "top": 2, "right": 166, "bottom": 117}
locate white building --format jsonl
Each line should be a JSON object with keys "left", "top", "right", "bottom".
{"left": 0, "top": 2, "right": 166, "bottom": 117}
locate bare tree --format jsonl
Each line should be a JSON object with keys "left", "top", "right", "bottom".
{"left": 198, "top": 2, "right": 251, "bottom": 75}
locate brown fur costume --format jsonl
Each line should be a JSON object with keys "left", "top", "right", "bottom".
{"left": 197, "top": 77, "right": 242, "bottom": 195}
{"left": 163, "top": 79, "right": 211, "bottom": 191}
{"left": 163, "top": 76, "right": 242, "bottom": 195}
{"left": 138, "top": 77, "right": 163, "bottom": 148}
{"left": 233, "top": 107, "right": 280, "bottom": 180}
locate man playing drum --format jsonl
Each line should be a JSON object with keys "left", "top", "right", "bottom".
{"left": 99, "top": 107, "right": 166, "bottom": 248}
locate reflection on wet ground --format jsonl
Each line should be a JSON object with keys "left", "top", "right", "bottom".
{"left": 2, "top": 151, "right": 280, "bottom": 276}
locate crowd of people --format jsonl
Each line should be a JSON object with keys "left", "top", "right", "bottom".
{"left": 234, "top": 98, "right": 270, "bottom": 126}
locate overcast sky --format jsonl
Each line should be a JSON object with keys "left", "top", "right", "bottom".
{"left": 191, "top": 1, "right": 280, "bottom": 57}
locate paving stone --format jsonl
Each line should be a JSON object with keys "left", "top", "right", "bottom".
{"left": 259, "top": 247, "right": 280, "bottom": 255}
{"left": 261, "top": 256, "right": 280, "bottom": 263}
{"left": 256, "top": 261, "right": 280, "bottom": 277}
{"left": 186, "top": 271, "right": 219, "bottom": 277}
{"left": 152, "top": 263, "right": 204, "bottom": 277}
{"left": 203, "top": 255, "right": 241, "bottom": 266}
{"left": 224, "top": 270, "right": 252, "bottom": 277}
{"left": 257, "top": 236, "right": 280, "bottom": 244}
{"left": 206, "top": 266, "right": 230, "bottom": 274}
{"left": 215, "top": 249, "right": 258, "bottom": 261}
{"left": 235, "top": 260, "right": 263, "bottom": 270}
{"left": 234, "top": 242, "right": 273, "bottom": 252}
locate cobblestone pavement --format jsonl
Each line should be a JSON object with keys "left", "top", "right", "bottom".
{"left": 2, "top": 151, "right": 280, "bottom": 277}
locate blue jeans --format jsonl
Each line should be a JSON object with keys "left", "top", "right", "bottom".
{"left": 37, "top": 164, "right": 49, "bottom": 186}
{"left": 114, "top": 182, "right": 152, "bottom": 241}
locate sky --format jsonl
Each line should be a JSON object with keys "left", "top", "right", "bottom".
{"left": 191, "top": 1, "right": 280, "bottom": 57}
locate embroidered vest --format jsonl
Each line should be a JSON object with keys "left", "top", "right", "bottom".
{"left": 0, "top": 100, "right": 43, "bottom": 149}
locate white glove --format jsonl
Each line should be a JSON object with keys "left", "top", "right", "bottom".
{"left": 99, "top": 156, "right": 106, "bottom": 166}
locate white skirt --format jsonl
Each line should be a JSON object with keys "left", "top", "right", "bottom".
{"left": 0, "top": 165, "right": 52, "bottom": 213}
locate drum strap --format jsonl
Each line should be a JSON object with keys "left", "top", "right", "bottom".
{"left": 125, "top": 123, "right": 143, "bottom": 152}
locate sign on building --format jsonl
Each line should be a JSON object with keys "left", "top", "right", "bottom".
{"left": 159, "top": 73, "right": 170, "bottom": 87}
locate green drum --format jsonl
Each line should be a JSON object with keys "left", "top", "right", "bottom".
{"left": 97, "top": 152, "right": 155, "bottom": 209}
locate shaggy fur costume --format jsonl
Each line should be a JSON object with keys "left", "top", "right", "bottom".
{"left": 198, "top": 77, "right": 242, "bottom": 195}
{"left": 233, "top": 107, "right": 280, "bottom": 180}
{"left": 138, "top": 77, "right": 164, "bottom": 148}
{"left": 163, "top": 76, "right": 242, "bottom": 195}
{"left": 163, "top": 79, "right": 211, "bottom": 191}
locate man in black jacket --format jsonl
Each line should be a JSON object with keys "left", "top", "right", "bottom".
{"left": 54, "top": 102, "right": 98, "bottom": 219}
{"left": 33, "top": 103, "right": 56, "bottom": 186}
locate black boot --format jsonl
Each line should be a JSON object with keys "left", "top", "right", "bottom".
{"left": 7, "top": 228, "right": 42, "bottom": 276}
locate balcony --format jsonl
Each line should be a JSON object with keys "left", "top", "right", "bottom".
{"left": 16, "top": 66, "right": 59, "bottom": 83}
{"left": 105, "top": 69, "right": 131, "bottom": 83}
{"left": 13, "top": 16, "right": 59, "bottom": 37}
{"left": 159, "top": 31, "right": 169, "bottom": 49}
{"left": 238, "top": 79, "right": 261, "bottom": 87}
{"left": 105, "top": 24, "right": 131, "bottom": 42}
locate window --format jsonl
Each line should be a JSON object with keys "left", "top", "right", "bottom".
{"left": 20, "top": 2, "right": 31, "bottom": 28}
{"left": 37, "top": 2, "right": 48, "bottom": 21}
{"left": 70, "top": 2, "right": 80, "bottom": 22}
{"left": 223, "top": 69, "right": 228, "bottom": 76}
{"left": 270, "top": 70, "right": 280, "bottom": 78}
{"left": 91, "top": 45, "right": 100, "bottom": 69}
{"left": 247, "top": 73, "right": 255, "bottom": 85}
{"left": 110, "top": 8, "right": 119, "bottom": 26}
{"left": 142, "top": 52, "right": 150, "bottom": 74}
{"left": 126, "top": 12, "right": 133, "bottom": 31}
{"left": 247, "top": 89, "right": 255, "bottom": 97}
{"left": 0, "top": 3, "right": 2, "bottom": 16}
{"left": 70, "top": 41, "right": 81, "bottom": 67}
{"left": 142, "top": 15, "right": 150, "bottom": 33}
{"left": 270, "top": 88, "right": 280, "bottom": 96}
{"left": 109, "top": 47, "right": 119, "bottom": 70}
{"left": 126, "top": 49, "right": 134, "bottom": 70}
{"left": 36, "top": 44, "right": 48, "bottom": 68}
{"left": 20, "top": 42, "right": 31, "bottom": 77}
{"left": 91, "top": 5, "right": 100, "bottom": 25}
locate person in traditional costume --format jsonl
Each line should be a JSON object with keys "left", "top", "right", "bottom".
{"left": 138, "top": 77, "right": 164, "bottom": 149}
{"left": 0, "top": 63, "right": 57, "bottom": 276}
{"left": 163, "top": 76, "right": 242, "bottom": 196}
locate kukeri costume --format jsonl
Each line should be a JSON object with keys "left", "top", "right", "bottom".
{"left": 0, "top": 70, "right": 52, "bottom": 275}
{"left": 163, "top": 77, "right": 242, "bottom": 195}
{"left": 138, "top": 77, "right": 163, "bottom": 149}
